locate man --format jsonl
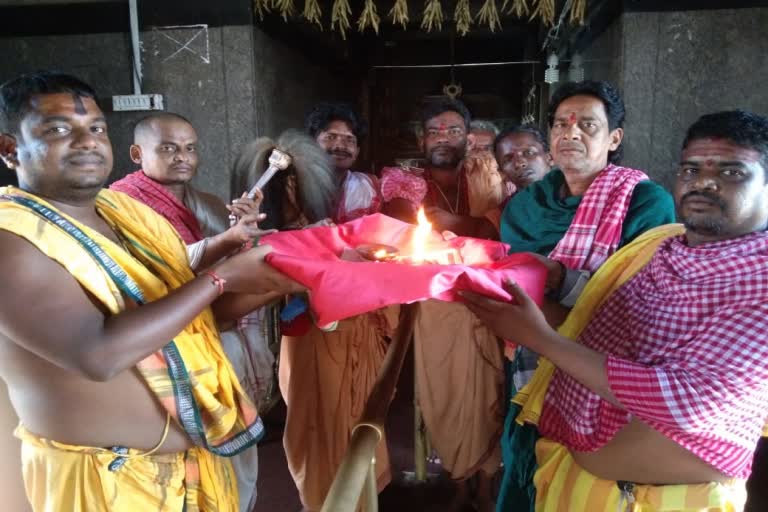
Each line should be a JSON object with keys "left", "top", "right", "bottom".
{"left": 110, "top": 113, "right": 257, "bottom": 269}
{"left": 485, "top": 124, "right": 553, "bottom": 231}
{"left": 0, "top": 71, "right": 301, "bottom": 511}
{"left": 381, "top": 98, "right": 505, "bottom": 511}
{"left": 382, "top": 98, "right": 500, "bottom": 238}
{"left": 236, "top": 103, "right": 394, "bottom": 511}
{"left": 494, "top": 80, "right": 675, "bottom": 510}
{"left": 468, "top": 119, "right": 499, "bottom": 156}
{"left": 305, "top": 102, "right": 382, "bottom": 223}
{"left": 110, "top": 113, "right": 276, "bottom": 511}
{"left": 494, "top": 124, "right": 552, "bottom": 193}
{"left": 462, "top": 109, "right": 768, "bottom": 511}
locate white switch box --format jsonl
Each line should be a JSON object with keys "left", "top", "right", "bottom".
{"left": 112, "top": 94, "right": 164, "bottom": 111}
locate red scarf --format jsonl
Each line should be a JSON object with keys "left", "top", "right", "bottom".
{"left": 109, "top": 170, "right": 204, "bottom": 244}
{"left": 548, "top": 164, "right": 648, "bottom": 272}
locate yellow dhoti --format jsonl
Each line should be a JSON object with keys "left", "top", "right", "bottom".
{"left": 0, "top": 188, "right": 261, "bottom": 512}
{"left": 414, "top": 300, "right": 504, "bottom": 479}
{"left": 279, "top": 309, "right": 396, "bottom": 511}
{"left": 16, "top": 425, "right": 237, "bottom": 512}
{"left": 534, "top": 439, "right": 746, "bottom": 512}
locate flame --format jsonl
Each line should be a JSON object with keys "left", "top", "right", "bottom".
{"left": 373, "top": 249, "right": 387, "bottom": 259}
{"left": 412, "top": 207, "right": 432, "bottom": 264}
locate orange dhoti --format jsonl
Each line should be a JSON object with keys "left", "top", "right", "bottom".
{"left": 279, "top": 308, "right": 396, "bottom": 511}
{"left": 414, "top": 300, "right": 504, "bottom": 479}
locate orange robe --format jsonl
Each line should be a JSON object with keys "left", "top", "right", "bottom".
{"left": 279, "top": 308, "right": 397, "bottom": 511}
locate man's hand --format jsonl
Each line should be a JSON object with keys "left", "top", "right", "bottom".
{"left": 460, "top": 280, "right": 553, "bottom": 349}
{"left": 304, "top": 218, "right": 335, "bottom": 229}
{"left": 215, "top": 244, "right": 305, "bottom": 296}
{"left": 225, "top": 190, "right": 275, "bottom": 244}
{"left": 526, "top": 253, "right": 565, "bottom": 293}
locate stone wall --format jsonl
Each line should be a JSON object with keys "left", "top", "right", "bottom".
{"left": 0, "top": 25, "right": 355, "bottom": 200}
{"left": 579, "top": 8, "right": 768, "bottom": 187}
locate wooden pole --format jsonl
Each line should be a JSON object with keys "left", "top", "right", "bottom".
{"left": 321, "top": 303, "right": 418, "bottom": 512}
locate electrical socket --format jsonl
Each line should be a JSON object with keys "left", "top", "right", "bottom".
{"left": 112, "top": 94, "right": 164, "bottom": 111}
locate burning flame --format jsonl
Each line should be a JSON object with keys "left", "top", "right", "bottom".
{"left": 373, "top": 249, "right": 388, "bottom": 259}
{"left": 412, "top": 207, "right": 432, "bottom": 264}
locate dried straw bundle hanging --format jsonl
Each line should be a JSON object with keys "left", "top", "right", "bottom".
{"left": 331, "top": 0, "right": 353, "bottom": 38}
{"left": 569, "top": 0, "right": 587, "bottom": 24}
{"left": 503, "top": 0, "right": 529, "bottom": 18}
{"left": 529, "top": 0, "right": 555, "bottom": 25}
{"left": 477, "top": 0, "right": 502, "bottom": 32}
{"left": 273, "top": 0, "right": 295, "bottom": 21}
{"left": 302, "top": 0, "right": 322, "bottom": 27}
{"left": 254, "top": 0, "right": 272, "bottom": 20}
{"left": 421, "top": 0, "right": 445, "bottom": 33}
{"left": 454, "top": 0, "right": 472, "bottom": 36}
{"left": 358, "top": 0, "right": 382, "bottom": 33}
{"left": 389, "top": 0, "right": 410, "bottom": 29}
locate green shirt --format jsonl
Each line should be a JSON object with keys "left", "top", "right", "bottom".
{"left": 500, "top": 169, "right": 676, "bottom": 256}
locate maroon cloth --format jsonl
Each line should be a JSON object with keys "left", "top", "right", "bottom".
{"left": 110, "top": 170, "right": 204, "bottom": 244}
{"left": 262, "top": 213, "right": 547, "bottom": 326}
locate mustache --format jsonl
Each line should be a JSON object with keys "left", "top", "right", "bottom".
{"left": 558, "top": 142, "right": 583, "bottom": 151}
{"left": 328, "top": 149, "right": 352, "bottom": 158}
{"left": 64, "top": 151, "right": 106, "bottom": 164}
{"left": 681, "top": 191, "right": 727, "bottom": 209}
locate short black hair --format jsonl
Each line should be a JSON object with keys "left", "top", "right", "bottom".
{"left": 305, "top": 102, "right": 368, "bottom": 143}
{"left": 420, "top": 97, "right": 471, "bottom": 132}
{"left": 494, "top": 124, "right": 549, "bottom": 153}
{"left": 547, "top": 80, "right": 625, "bottom": 163}
{"left": 0, "top": 71, "right": 97, "bottom": 135}
{"left": 683, "top": 110, "right": 768, "bottom": 171}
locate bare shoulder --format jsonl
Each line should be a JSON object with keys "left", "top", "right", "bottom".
{"left": 0, "top": 230, "right": 104, "bottom": 358}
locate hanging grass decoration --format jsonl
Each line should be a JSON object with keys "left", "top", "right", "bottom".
{"left": 331, "top": 0, "right": 353, "bottom": 38}
{"left": 477, "top": 0, "right": 502, "bottom": 32}
{"left": 454, "top": 0, "right": 472, "bottom": 36}
{"left": 388, "top": 0, "right": 409, "bottom": 29}
{"left": 503, "top": 0, "right": 529, "bottom": 18}
{"left": 529, "top": 0, "right": 555, "bottom": 25}
{"left": 570, "top": 0, "right": 587, "bottom": 25}
{"left": 273, "top": 0, "right": 295, "bottom": 21}
{"left": 421, "top": 0, "right": 445, "bottom": 33}
{"left": 358, "top": 0, "right": 382, "bottom": 33}
{"left": 256, "top": 0, "right": 588, "bottom": 34}
{"left": 302, "top": 0, "right": 323, "bottom": 27}
{"left": 254, "top": 0, "right": 272, "bottom": 20}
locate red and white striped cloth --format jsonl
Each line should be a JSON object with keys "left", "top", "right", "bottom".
{"left": 548, "top": 164, "right": 648, "bottom": 272}
{"left": 540, "top": 231, "right": 768, "bottom": 478}
{"left": 110, "top": 170, "right": 204, "bottom": 244}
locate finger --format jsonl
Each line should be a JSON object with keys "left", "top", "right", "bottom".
{"left": 239, "top": 213, "right": 267, "bottom": 225}
{"left": 231, "top": 206, "right": 261, "bottom": 219}
{"left": 249, "top": 229, "right": 277, "bottom": 237}
{"left": 463, "top": 300, "right": 495, "bottom": 324}
{"left": 504, "top": 280, "right": 532, "bottom": 305}
{"left": 458, "top": 290, "right": 501, "bottom": 311}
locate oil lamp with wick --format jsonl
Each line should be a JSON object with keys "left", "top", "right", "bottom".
{"left": 355, "top": 208, "right": 462, "bottom": 265}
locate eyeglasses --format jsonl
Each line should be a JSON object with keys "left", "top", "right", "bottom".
{"left": 318, "top": 132, "right": 358, "bottom": 146}
{"left": 425, "top": 127, "right": 465, "bottom": 139}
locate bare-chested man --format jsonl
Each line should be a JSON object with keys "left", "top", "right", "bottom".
{"left": 0, "top": 71, "right": 301, "bottom": 511}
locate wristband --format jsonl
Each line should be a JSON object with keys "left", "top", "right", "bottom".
{"left": 204, "top": 270, "right": 227, "bottom": 296}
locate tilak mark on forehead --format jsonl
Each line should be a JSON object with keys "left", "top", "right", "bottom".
{"left": 567, "top": 112, "right": 577, "bottom": 125}
{"left": 72, "top": 94, "right": 87, "bottom": 115}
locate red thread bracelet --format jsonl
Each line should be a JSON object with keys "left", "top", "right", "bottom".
{"left": 204, "top": 271, "right": 227, "bottom": 296}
